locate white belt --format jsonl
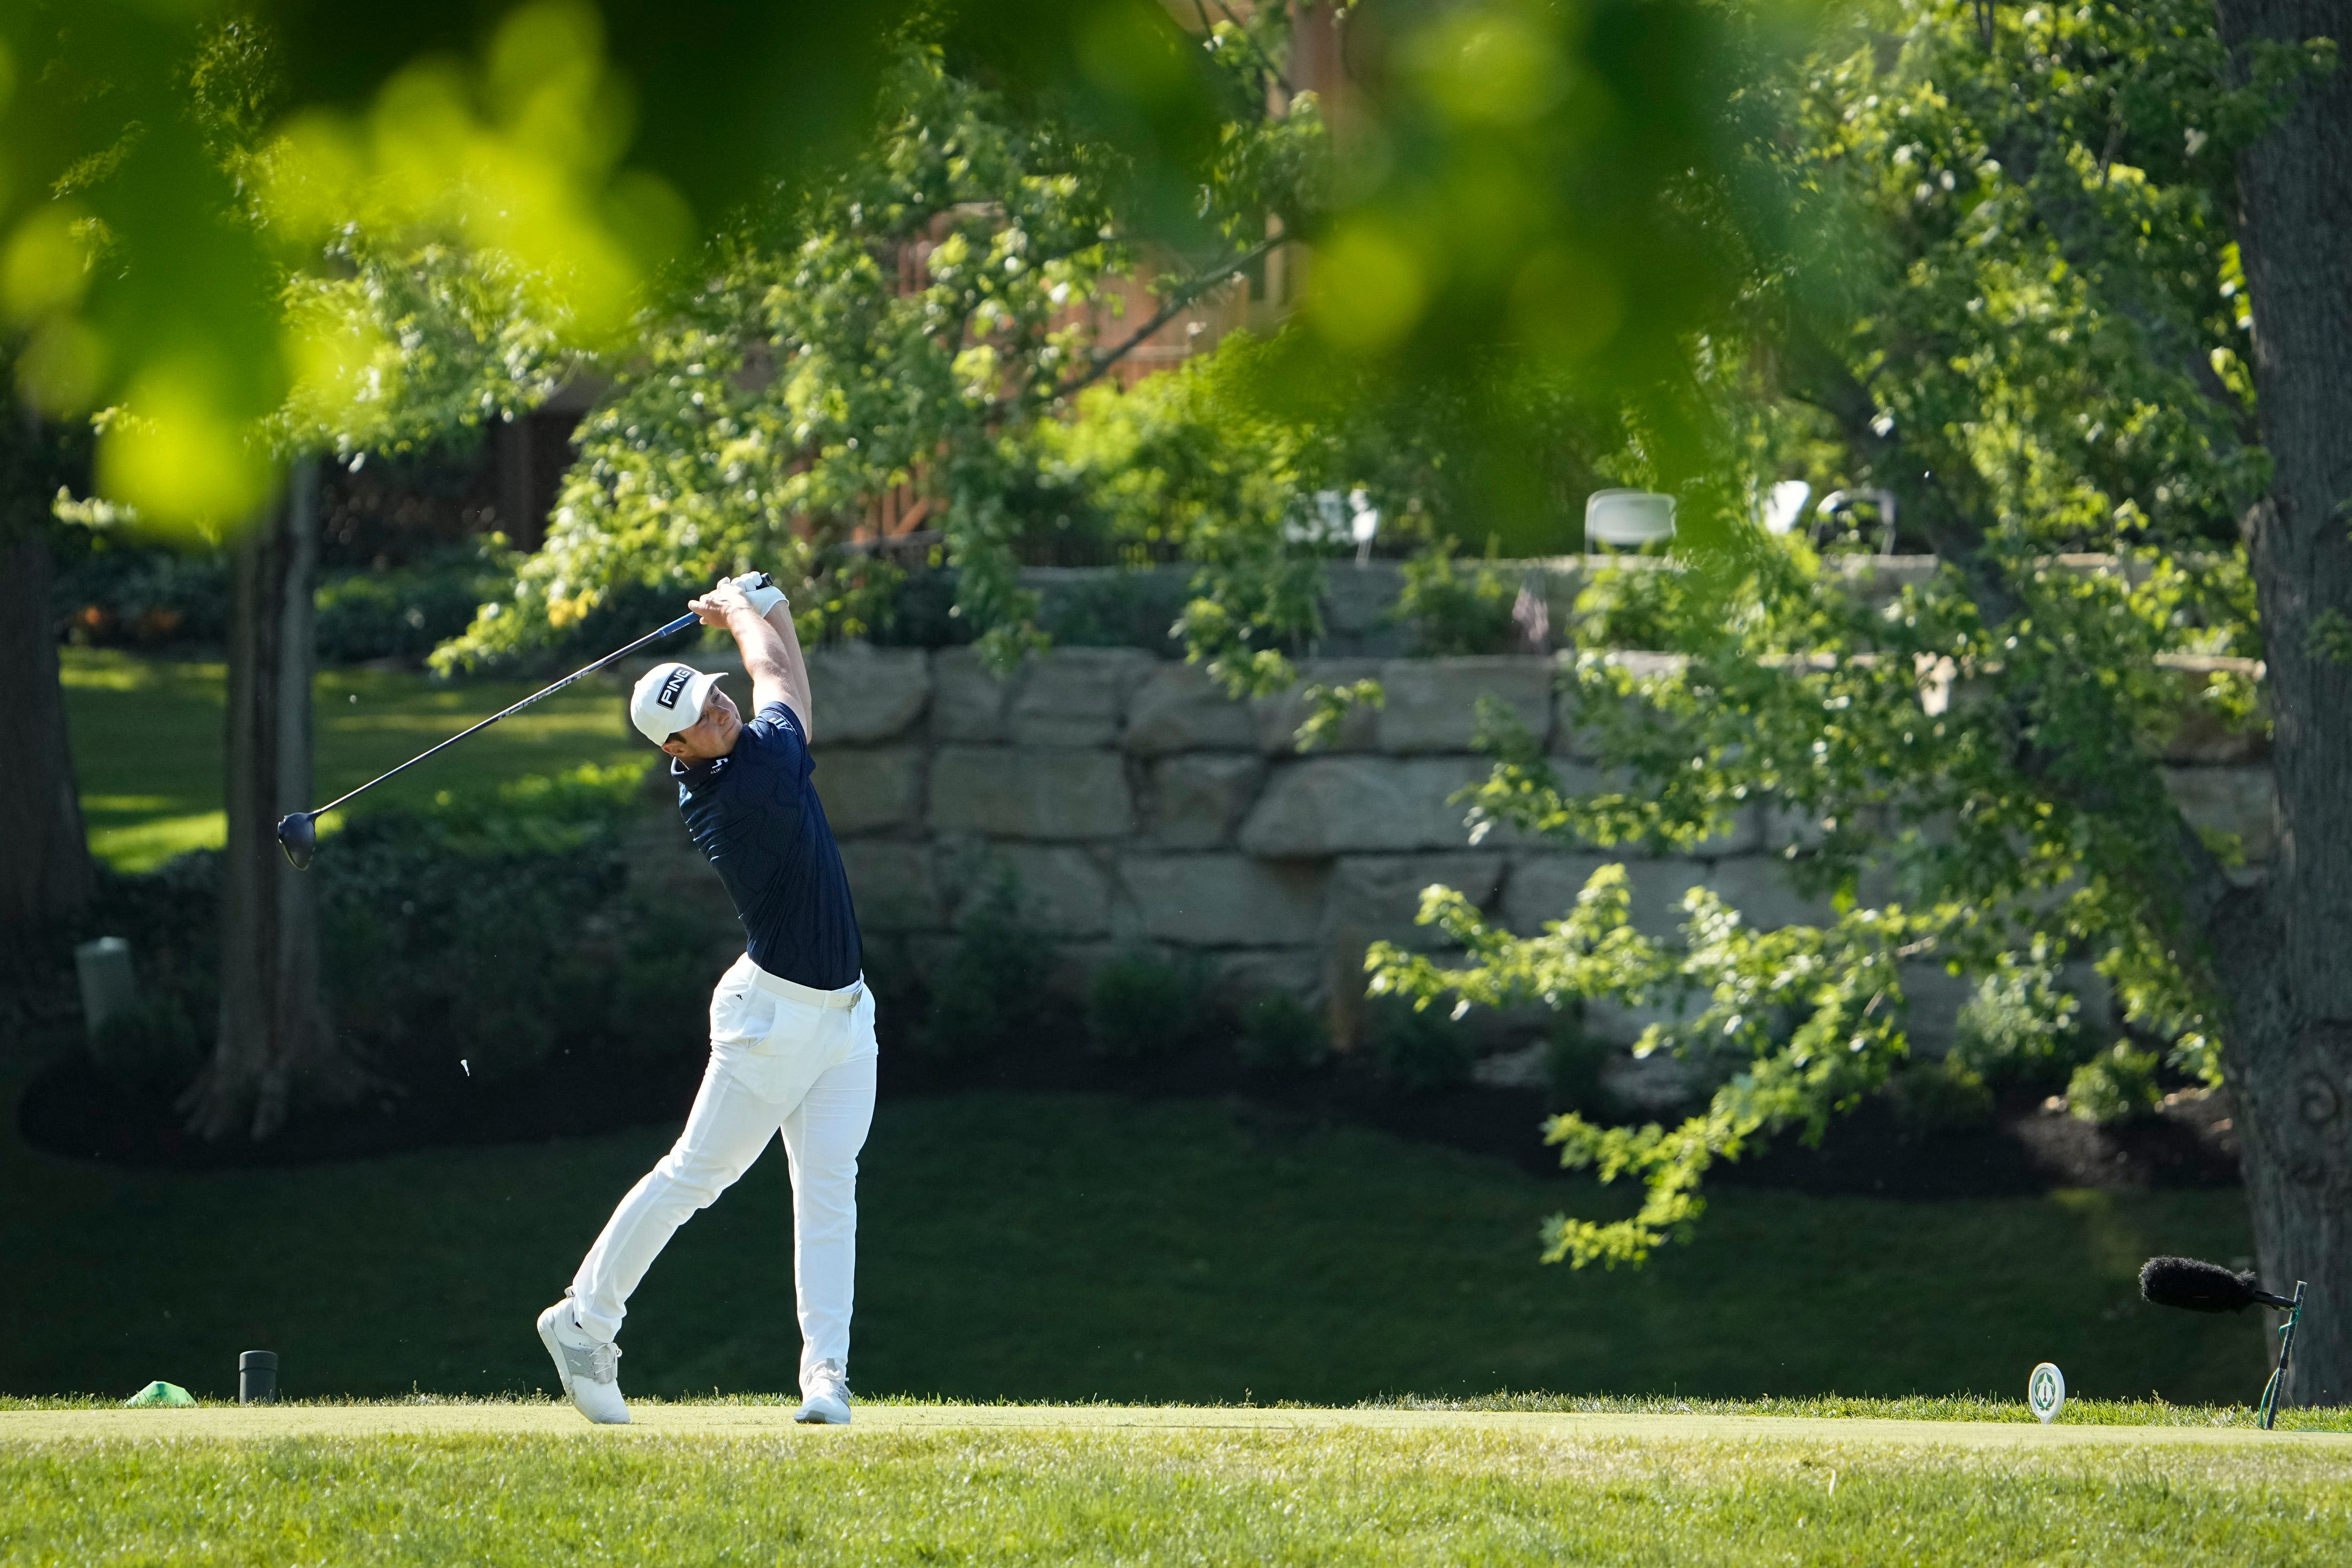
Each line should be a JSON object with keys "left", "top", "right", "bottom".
{"left": 747, "top": 963, "right": 865, "bottom": 1011}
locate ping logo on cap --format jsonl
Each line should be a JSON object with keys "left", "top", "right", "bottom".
{"left": 656, "top": 668, "right": 691, "bottom": 709}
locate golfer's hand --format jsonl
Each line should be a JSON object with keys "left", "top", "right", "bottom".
{"left": 730, "top": 571, "right": 788, "bottom": 616}
{"left": 689, "top": 577, "right": 757, "bottom": 628}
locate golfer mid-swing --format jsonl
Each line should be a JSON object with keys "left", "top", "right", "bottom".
{"left": 538, "top": 571, "right": 873, "bottom": 1425}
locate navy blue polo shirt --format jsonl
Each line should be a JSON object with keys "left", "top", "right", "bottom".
{"left": 674, "top": 700, "right": 862, "bottom": 990}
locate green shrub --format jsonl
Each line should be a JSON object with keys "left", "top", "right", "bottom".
{"left": 1947, "top": 953, "right": 2092, "bottom": 1096}
{"left": 1886, "top": 1057, "right": 1997, "bottom": 1136}
{"left": 2066, "top": 1043, "right": 2164, "bottom": 1126}
{"left": 315, "top": 540, "right": 514, "bottom": 665}
{"left": 866, "top": 568, "right": 969, "bottom": 650}
{"left": 1236, "top": 991, "right": 1329, "bottom": 1075}
{"left": 55, "top": 535, "right": 521, "bottom": 665}
{"left": 917, "top": 881, "right": 1051, "bottom": 1061}
{"left": 54, "top": 545, "right": 232, "bottom": 646}
{"left": 86, "top": 995, "right": 206, "bottom": 1096}
{"left": 0, "top": 854, "right": 221, "bottom": 1042}
{"left": 1038, "top": 572, "right": 1187, "bottom": 652}
{"left": 1571, "top": 566, "right": 1683, "bottom": 651}
{"left": 1391, "top": 538, "right": 1518, "bottom": 656}
{"left": 1364, "top": 1001, "right": 1477, "bottom": 1092}
{"left": 32, "top": 763, "right": 710, "bottom": 1097}
{"left": 1543, "top": 1011, "right": 1616, "bottom": 1116}
{"left": 1086, "top": 950, "right": 1206, "bottom": 1060}
{"left": 433, "top": 572, "right": 720, "bottom": 678}
{"left": 316, "top": 762, "right": 706, "bottom": 1085}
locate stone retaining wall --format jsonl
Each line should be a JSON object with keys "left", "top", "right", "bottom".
{"left": 992, "top": 552, "right": 2162, "bottom": 659}
{"left": 630, "top": 644, "right": 2277, "bottom": 1064}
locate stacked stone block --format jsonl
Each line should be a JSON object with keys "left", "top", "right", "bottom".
{"left": 631, "top": 642, "right": 2277, "bottom": 1058}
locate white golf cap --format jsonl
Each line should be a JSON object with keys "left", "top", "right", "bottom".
{"left": 629, "top": 662, "right": 724, "bottom": 746}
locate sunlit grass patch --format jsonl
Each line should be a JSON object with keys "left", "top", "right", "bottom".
{"left": 55, "top": 649, "right": 223, "bottom": 695}
{"left": 60, "top": 649, "right": 653, "bottom": 870}
{"left": 9, "top": 1392, "right": 2352, "bottom": 1432}
{"left": 5, "top": 1422, "right": 2351, "bottom": 1565}
{"left": 84, "top": 812, "right": 229, "bottom": 873}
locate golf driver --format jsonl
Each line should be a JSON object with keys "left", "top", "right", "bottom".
{"left": 275, "top": 605, "right": 713, "bottom": 869}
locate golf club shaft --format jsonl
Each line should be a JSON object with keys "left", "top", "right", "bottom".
{"left": 307, "top": 610, "right": 701, "bottom": 818}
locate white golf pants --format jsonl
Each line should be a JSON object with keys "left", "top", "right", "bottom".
{"left": 568, "top": 954, "right": 878, "bottom": 1389}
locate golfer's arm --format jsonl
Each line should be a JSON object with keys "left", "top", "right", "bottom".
{"left": 731, "top": 604, "right": 813, "bottom": 740}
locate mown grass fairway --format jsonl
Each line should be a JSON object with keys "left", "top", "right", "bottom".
{"left": 59, "top": 648, "right": 651, "bottom": 869}
{"left": 7, "top": 1403, "right": 2352, "bottom": 1565}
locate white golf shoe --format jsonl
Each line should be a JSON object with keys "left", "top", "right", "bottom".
{"left": 537, "top": 1299, "right": 630, "bottom": 1425}
{"left": 795, "top": 1359, "right": 852, "bottom": 1425}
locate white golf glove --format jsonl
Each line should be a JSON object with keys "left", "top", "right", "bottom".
{"left": 731, "top": 571, "right": 788, "bottom": 617}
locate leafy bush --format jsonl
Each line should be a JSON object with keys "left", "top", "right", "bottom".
{"left": 87, "top": 994, "right": 207, "bottom": 1095}
{"left": 316, "top": 762, "right": 708, "bottom": 1085}
{"left": 1364, "top": 1001, "right": 1477, "bottom": 1092}
{"left": 1039, "top": 572, "right": 1190, "bottom": 652}
{"left": 1085, "top": 950, "right": 1206, "bottom": 1060}
{"left": 1391, "top": 538, "right": 1518, "bottom": 655}
{"left": 916, "top": 880, "right": 1052, "bottom": 1061}
{"left": 2066, "top": 1043, "right": 2164, "bottom": 1126}
{"left": 1235, "top": 990, "right": 1328, "bottom": 1075}
{"left": 433, "top": 571, "right": 721, "bottom": 677}
{"left": 54, "top": 546, "right": 232, "bottom": 647}
{"left": 863, "top": 568, "right": 967, "bottom": 650}
{"left": 1947, "top": 952, "right": 2093, "bottom": 1096}
{"left": 0, "top": 853, "right": 222, "bottom": 1051}
{"left": 19, "top": 764, "right": 711, "bottom": 1102}
{"left": 1570, "top": 566, "right": 1685, "bottom": 651}
{"left": 1543, "top": 1011, "right": 1617, "bottom": 1116}
{"left": 314, "top": 540, "right": 515, "bottom": 665}
{"left": 51, "top": 536, "right": 516, "bottom": 665}
{"left": 1886, "top": 1057, "right": 1997, "bottom": 1136}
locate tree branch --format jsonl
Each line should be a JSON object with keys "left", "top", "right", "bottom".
{"left": 1778, "top": 314, "right": 2254, "bottom": 970}
{"left": 1042, "top": 233, "right": 1284, "bottom": 405}
{"left": 1987, "top": 122, "right": 2262, "bottom": 447}
{"left": 1210, "top": 0, "right": 1297, "bottom": 100}
{"left": 1778, "top": 319, "right": 2022, "bottom": 624}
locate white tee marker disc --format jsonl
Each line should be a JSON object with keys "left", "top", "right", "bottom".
{"left": 2029, "top": 1362, "right": 2066, "bottom": 1423}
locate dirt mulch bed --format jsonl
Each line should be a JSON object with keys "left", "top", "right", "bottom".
{"left": 15, "top": 1018, "right": 1566, "bottom": 1178}
{"left": 18, "top": 1017, "right": 2242, "bottom": 1198}
{"left": 1712, "top": 1088, "right": 2240, "bottom": 1199}
{"left": 15, "top": 1045, "right": 710, "bottom": 1171}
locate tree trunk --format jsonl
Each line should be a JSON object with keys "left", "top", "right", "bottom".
{"left": 0, "top": 524, "right": 94, "bottom": 926}
{"left": 0, "top": 384, "right": 94, "bottom": 929}
{"left": 2213, "top": 0, "right": 2352, "bottom": 1405}
{"left": 181, "top": 458, "right": 362, "bottom": 1140}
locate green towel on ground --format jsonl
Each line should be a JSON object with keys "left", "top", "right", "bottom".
{"left": 124, "top": 1381, "right": 195, "bottom": 1407}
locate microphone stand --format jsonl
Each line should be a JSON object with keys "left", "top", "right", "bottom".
{"left": 2258, "top": 1280, "right": 2307, "bottom": 1431}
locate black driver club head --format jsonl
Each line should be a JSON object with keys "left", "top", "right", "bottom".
{"left": 276, "top": 812, "right": 317, "bottom": 870}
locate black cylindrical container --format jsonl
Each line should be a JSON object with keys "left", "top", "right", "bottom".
{"left": 238, "top": 1350, "right": 279, "bottom": 1405}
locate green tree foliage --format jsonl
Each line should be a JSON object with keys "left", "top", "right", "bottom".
{"left": 27, "top": 10, "right": 595, "bottom": 539}
{"left": 1390, "top": 537, "right": 1520, "bottom": 655}
{"left": 435, "top": 1, "right": 1757, "bottom": 717}
{"left": 436, "top": 36, "right": 1318, "bottom": 670}
{"left": 1, "top": 0, "right": 1241, "bottom": 534}
{"left": 1371, "top": 2, "right": 2333, "bottom": 1266}
{"left": 2066, "top": 1042, "right": 2165, "bottom": 1127}
{"left": 1023, "top": 335, "right": 1463, "bottom": 697}
{"left": 12, "top": 0, "right": 1764, "bottom": 594}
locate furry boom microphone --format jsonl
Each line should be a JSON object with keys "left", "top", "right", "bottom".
{"left": 2139, "top": 1256, "right": 2299, "bottom": 1313}
{"left": 2142, "top": 1254, "right": 2308, "bottom": 1430}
